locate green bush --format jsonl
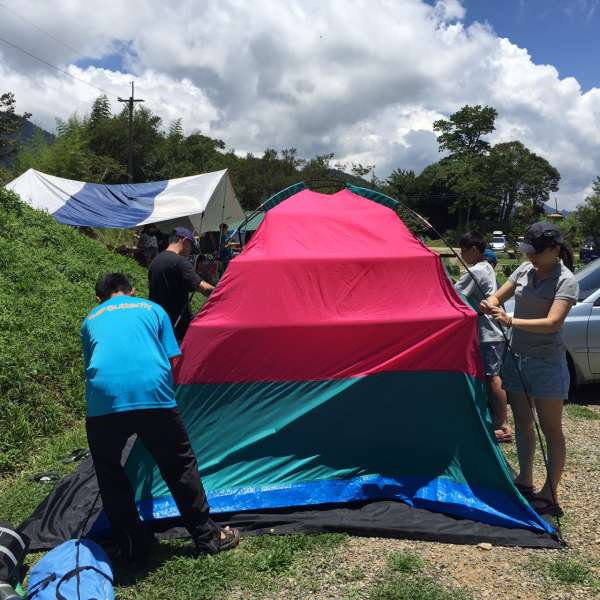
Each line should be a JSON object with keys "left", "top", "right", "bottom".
{"left": 0, "top": 188, "right": 148, "bottom": 473}
{"left": 501, "top": 262, "right": 520, "bottom": 278}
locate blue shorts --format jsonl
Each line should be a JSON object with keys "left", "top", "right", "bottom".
{"left": 480, "top": 341, "right": 505, "bottom": 377}
{"left": 501, "top": 353, "right": 570, "bottom": 399}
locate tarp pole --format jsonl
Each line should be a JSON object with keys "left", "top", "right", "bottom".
{"left": 216, "top": 180, "right": 227, "bottom": 276}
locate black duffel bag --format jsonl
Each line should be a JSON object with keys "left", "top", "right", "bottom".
{"left": 0, "top": 523, "right": 28, "bottom": 585}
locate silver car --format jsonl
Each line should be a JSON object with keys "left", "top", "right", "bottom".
{"left": 505, "top": 259, "right": 600, "bottom": 389}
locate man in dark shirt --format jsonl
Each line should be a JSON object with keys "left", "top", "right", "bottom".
{"left": 149, "top": 227, "right": 214, "bottom": 341}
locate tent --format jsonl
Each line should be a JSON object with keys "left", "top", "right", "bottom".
{"left": 228, "top": 210, "right": 266, "bottom": 244}
{"left": 20, "top": 183, "right": 559, "bottom": 549}
{"left": 4, "top": 168, "right": 244, "bottom": 232}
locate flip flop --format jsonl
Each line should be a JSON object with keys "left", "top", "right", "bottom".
{"left": 61, "top": 448, "right": 90, "bottom": 464}
{"left": 530, "top": 497, "right": 564, "bottom": 517}
{"left": 28, "top": 471, "right": 60, "bottom": 484}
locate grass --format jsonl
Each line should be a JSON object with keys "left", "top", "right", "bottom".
{"left": 0, "top": 188, "right": 148, "bottom": 474}
{"left": 528, "top": 556, "right": 599, "bottom": 591}
{"left": 387, "top": 551, "right": 425, "bottom": 574}
{"left": 363, "top": 551, "right": 470, "bottom": 600}
{"left": 115, "top": 533, "right": 347, "bottom": 599}
{"left": 0, "top": 423, "right": 87, "bottom": 525}
{"left": 91, "top": 227, "right": 138, "bottom": 250}
{"left": 565, "top": 404, "right": 600, "bottom": 421}
{"left": 368, "top": 577, "right": 470, "bottom": 600}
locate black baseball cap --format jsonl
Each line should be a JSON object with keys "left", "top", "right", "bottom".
{"left": 519, "top": 222, "right": 564, "bottom": 255}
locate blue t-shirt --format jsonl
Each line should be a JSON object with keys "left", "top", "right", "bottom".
{"left": 81, "top": 296, "right": 181, "bottom": 417}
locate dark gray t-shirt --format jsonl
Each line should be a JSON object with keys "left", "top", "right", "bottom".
{"left": 509, "top": 261, "right": 578, "bottom": 357}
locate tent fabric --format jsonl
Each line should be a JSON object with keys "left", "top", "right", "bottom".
{"left": 19, "top": 455, "right": 560, "bottom": 551}
{"left": 125, "top": 187, "right": 554, "bottom": 539}
{"left": 19, "top": 184, "right": 558, "bottom": 549}
{"left": 4, "top": 168, "right": 244, "bottom": 231}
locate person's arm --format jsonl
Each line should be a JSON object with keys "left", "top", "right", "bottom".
{"left": 480, "top": 280, "right": 515, "bottom": 313}
{"left": 158, "top": 307, "right": 182, "bottom": 364}
{"left": 490, "top": 299, "right": 572, "bottom": 334}
{"left": 80, "top": 323, "right": 91, "bottom": 372}
{"left": 198, "top": 280, "right": 214, "bottom": 297}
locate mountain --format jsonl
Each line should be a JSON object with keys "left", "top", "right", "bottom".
{"left": 19, "top": 119, "right": 55, "bottom": 145}
{"left": 1, "top": 119, "right": 55, "bottom": 167}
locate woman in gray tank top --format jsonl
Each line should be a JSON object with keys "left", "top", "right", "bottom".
{"left": 480, "top": 222, "right": 578, "bottom": 518}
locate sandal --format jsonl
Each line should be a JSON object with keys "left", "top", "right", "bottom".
{"left": 218, "top": 526, "right": 240, "bottom": 552}
{"left": 530, "top": 496, "right": 564, "bottom": 517}
{"left": 495, "top": 430, "right": 513, "bottom": 443}
{"left": 514, "top": 483, "right": 535, "bottom": 499}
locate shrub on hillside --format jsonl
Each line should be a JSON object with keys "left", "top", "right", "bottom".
{"left": 0, "top": 188, "right": 148, "bottom": 473}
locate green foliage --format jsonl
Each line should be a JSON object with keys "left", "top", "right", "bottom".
{"left": 0, "top": 426, "right": 88, "bottom": 524}
{"left": 565, "top": 405, "right": 600, "bottom": 421}
{"left": 116, "top": 533, "right": 346, "bottom": 599}
{"left": 387, "top": 551, "right": 425, "bottom": 574}
{"left": 5, "top": 93, "right": 564, "bottom": 238}
{"left": 0, "top": 91, "right": 31, "bottom": 162}
{"left": 368, "top": 576, "right": 470, "bottom": 600}
{"left": 367, "top": 551, "right": 469, "bottom": 599}
{"left": 0, "top": 187, "right": 148, "bottom": 473}
{"left": 530, "top": 556, "right": 598, "bottom": 588}
{"left": 501, "top": 262, "right": 520, "bottom": 278}
{"left": 427, "top": 106, "right": 560, "bottom": 233}
{"left": 487, "top": 141, "right": 560, "bottom": 227}
{"left": 574, "top": 176, "right": 600, "bottom": 240}
{"left": 433, "top": 105, "right": 497, "bottom": 156}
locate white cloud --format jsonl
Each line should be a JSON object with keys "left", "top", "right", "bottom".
{"left": 0, "top": 0, "right": 599, "bottom": 208}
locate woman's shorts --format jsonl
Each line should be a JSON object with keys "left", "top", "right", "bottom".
{"left": 480, "top": 341, "right": 505, "bottom": 377}
{"left": 501, "top": 352, "right": 570, "bottom": 399}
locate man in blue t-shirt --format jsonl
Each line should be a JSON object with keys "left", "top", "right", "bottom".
{"left": 81, "top": 273, "right": 239, "bottom": 563}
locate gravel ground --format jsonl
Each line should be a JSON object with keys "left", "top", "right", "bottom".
{"left": 261, "top": 389, "right": 600, "bottom": 600}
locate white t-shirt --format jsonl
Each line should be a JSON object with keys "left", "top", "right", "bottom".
{"left": 455, "top": 261, "right": 503, "bottom": 343}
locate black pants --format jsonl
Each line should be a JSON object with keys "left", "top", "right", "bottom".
{"left": 86, "top": 408, "right": 220, "bottom": 554}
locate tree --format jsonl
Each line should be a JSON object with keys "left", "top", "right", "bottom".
{"left": 486, "top": 141, "right": 560, "bottom": 227}
{"left": 575, "top": 176, "right": 600, "bottom": 239}
{"left": 433, "top": 105, "right": 497, "bottom": 156}
{"left": 0, "top": 92, "right": 32, "bottom": 163}
{"left": 431, "top": 105, "right": 498, "bottom": 228}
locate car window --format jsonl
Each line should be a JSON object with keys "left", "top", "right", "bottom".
{"left": 576, "top": 259, "right": 600, "bottom": 300}
{"left": 491, "top": 237, "right": 505, "bottom": 243}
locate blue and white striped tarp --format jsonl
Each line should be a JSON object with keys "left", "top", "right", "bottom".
{"left": 5, "top": 168, "right": 244, "bottom": 231}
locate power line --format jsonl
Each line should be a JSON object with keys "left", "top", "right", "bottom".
{"left": 0, "top": 2, "right": 87, "bottom": 59}
{"left": 0, "top": 35, "right": 119, "bottom": 98}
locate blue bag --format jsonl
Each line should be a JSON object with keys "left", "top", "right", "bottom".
{"left": 26, "top": 539, "right": 114, "bottom": 600}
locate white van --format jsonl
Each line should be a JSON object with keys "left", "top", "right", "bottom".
{"left": 489, "top": 230, "right": 507, "bottom": 252}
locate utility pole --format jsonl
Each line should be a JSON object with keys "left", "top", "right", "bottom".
{"left": 118, "top": 81, "right": 144, "bottom": 183}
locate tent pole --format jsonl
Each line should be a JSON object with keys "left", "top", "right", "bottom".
{"left": 198, "top": 210, "right": 205, "bottom": 235}
{"left": 216, "top": 180, "right": 227, "bottom": 277}
{"left": 388, "top": 198, "right": 565, "bottom": 545}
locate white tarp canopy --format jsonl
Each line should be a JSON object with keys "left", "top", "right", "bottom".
{"left": 5, "top": 168, "right": 244, "bottom": 233}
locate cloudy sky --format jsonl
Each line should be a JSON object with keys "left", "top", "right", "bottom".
{"left": 1, "top": 0, "right": 599, "bottom": 208}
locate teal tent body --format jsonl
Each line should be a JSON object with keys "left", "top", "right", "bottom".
{"left": 120, "top": 184, "right": 553, "bottom": 539}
